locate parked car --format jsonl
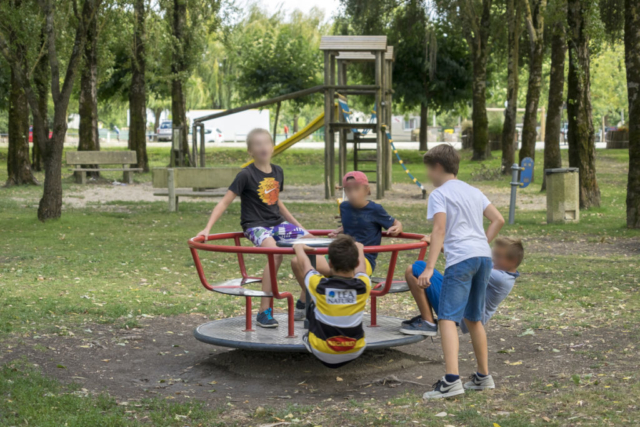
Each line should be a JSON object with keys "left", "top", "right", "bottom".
{"left": 211, "top": 128, "right": 224, "bottom": 144}
{"left": 28, "top": 126, "right": 53, "bottom": 143}
{"left": 157, "top": 120, "right": 172, "bottom": 142}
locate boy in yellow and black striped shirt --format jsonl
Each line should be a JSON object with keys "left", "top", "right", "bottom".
{"left": 292, "top": 235, "right": 371, "bottom": 368}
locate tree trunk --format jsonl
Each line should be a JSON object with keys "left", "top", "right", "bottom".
{"left": 419, "top": 102, "right": 428, "bottom": 151}
{"left": 32, "top": 38, "right": 49, "bottom": 173}
{"left": 541, "top": 25, "right": 566, "bottom": 191}
{"left": 625, "top": 0, "right": 640, "bottom": 227}
{"left": 171, "top": 0, "right": 190, "bottom": 166}
{"left": 293, "top": 114, "right": 299, "bottom": 133}
{"left": 471, "top": 52, "right": 490, "bottom": 160}
{"left": 153, "top": 107, "right": 162, "bottom": 141}
{"left": 468, "top": 0, "right": 492, "bottom": 161}
{"left": 6, "top": 28, "right": 37, "bottom": 186}
{"left": 272, "top": 101, "right": 281, "bottom": 144}
{"left": 128, "top": 0, "right": 149, "bottom": 172}
{"left": 567, "top": 0, "right": 600, "bottom": 208}
{"left": 519, "top": 0, "right": 547, "bottom": 181}
{"left": 501, "top": 0, "right": 522, "bottom": 174}
{"left": 78, "top": 15, "right": 100, "bottom": 178}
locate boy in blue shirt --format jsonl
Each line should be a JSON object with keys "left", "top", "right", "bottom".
{"left": 415, "top": 144, "right": 505, "bottom": 399}
{"left": 400, "top": 236, "right": 523, "bottom": 342}
{"left": 291, "top": 171, "right": 402, "bottom": 320}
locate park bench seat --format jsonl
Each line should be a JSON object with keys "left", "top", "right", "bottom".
{"left": 66, "top": 150, "right": 142, "bottom": 184}
{"left": 152, "top": 167, "right": 242, "bottom": 212}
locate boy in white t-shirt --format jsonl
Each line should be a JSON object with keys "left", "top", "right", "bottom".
{"left": 416, "top": 145, "right": 505, "bottom": 399}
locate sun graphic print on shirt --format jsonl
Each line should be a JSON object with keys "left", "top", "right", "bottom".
{"left": 257, "top": 177, "right": 280, "bottom": 205}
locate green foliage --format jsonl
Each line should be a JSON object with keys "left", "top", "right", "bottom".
{"left": 235, "top": 7, "right": 323, "bottom": 106}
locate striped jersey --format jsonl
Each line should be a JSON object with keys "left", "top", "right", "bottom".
{"left": 304, "top": 269, "right": 371, "bottom": 366}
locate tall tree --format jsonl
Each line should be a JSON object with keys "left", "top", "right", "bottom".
{"left": 235, "top": 8, "right": 322, "bottom": 140}
{"left": 78, "top": 12, "right": 100, "bottom": 178}
{"left": 566, "top": 0, "right": 600, "bottom": 208}
{"left": 438, "top": 0, "right": 493, "bottom": 160}
{"left": 31, "top": 29, "right": 49, "bottom": 173}
{"left": 623, "top": 0, "right": 640, "bottom": 227}
{"left": 541, "top": 16, "right": 566, "bottom": 191}
{"left": 128, "top": 0, "right": 148, "bottom": 171}
{"left": 501, "top": 0, "right": 523, "bottom": 173}
{"left": 519, "top": 0, "right": 547, "bottom": 177}
{"left": 0, "top": 0, "right": 102, "bottom": 220}
{"left": 5, "top": 0, "right": 37, "bottom": 186}
{"left": 169, "top": 0, "right": 189, "bottom": 164}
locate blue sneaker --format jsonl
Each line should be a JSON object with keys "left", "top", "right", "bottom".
{"left": 399, "top": 317, "right": 437, "bottom": 336}
{"left": 256, "top": 308, "right": 279, "bottom": 328}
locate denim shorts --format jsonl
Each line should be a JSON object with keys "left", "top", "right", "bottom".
{"left": 244, "top": 221, "right": 309, "bottom": 247}
{"left": 438, "top": 257, "right": 492, "bottom": 323}
{"left": 411, "top": 260, "right": 444, "bottom": 314}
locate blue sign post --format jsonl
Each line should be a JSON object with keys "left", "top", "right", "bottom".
{"left": 508, "top": 157, "right": 534, "bottom": 224}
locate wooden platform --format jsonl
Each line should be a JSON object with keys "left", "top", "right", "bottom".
{"left": 320, "top": 36, "right": 387, "bottom": 51}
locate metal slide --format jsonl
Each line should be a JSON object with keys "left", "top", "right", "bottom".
{"left": 241, "top": 113, "right": 325, "bottom": 168}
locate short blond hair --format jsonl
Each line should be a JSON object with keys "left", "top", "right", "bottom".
{"left": 246, "top": 128, "right": 273, "bottom": 149}
{"left": 494, "top": 237, "right": 524, "bottom": 266}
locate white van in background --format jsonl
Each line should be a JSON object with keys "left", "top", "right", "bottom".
{"left": 186, "top": 109, "right": 270, "bottom": 143}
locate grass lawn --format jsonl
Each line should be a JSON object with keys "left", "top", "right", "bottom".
{"left": 0, "top": 146, "right": 639, "bottom": 426}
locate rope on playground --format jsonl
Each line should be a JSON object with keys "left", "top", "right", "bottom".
{"left": 382, "top": 124, "right": 426, "bottom": 193}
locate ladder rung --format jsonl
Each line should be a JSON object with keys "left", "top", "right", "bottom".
{"left": 355, "top": 138, "right": 377, "bottom": 142}
{"left": 356, "top": 148, "right": 377, "bottom": 152}
{"left": 357, "top": 170, "right": 377, "bottom": 173}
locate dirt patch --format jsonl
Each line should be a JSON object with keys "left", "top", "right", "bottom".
{"left": 2, "top": 314, "right": 637, "bottom": 410}
{"left": 521, "top": 235, "right": 640, "bottom": 257}
{"left": 12, "top": 181, "right": 545, "bottom": 211}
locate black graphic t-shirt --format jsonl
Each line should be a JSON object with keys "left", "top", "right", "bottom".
{"left": 229, "top": 163, "right": 285, "bottom": 230}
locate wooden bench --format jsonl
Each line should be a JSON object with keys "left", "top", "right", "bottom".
{"left": 66, "top": 151, "right": 142, "bottom": 184}
{"left": 152, "top": 167, "right": 242, "bottom": 212}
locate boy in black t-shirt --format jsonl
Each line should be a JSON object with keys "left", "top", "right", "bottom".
{"left": 197, "top": 128, "right": 309, "bottom": 328}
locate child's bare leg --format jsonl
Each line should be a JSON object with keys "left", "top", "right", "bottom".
{"left": 440, "top": 319, "right": 459, "bottom": 375}
{"left": 291, "top": 255, "right": 330, "bottom": 303}
{"left": 404, "top": 266, "right": 436, "bottom": 323}
{"left": 464, "top": 319, "right": 489, "bottom": 375}
{"left": 259, "top": 237, "right": 283, "bottom": 312}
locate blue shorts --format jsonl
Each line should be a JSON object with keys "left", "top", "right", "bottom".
{"left": 413, "top": 257, "right": 492, "bottom": 322}
{"left": 412, "top": 261, "right": 444, "bottom": 314}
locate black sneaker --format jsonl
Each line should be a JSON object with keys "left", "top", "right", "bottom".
{"left": 256, "top": 308, "right": 278, "bottom": 328}
{"left": 464, "top": 373, "right": 495, "bottom": 390}
{"left": 423, "top": 377, "right": 465, "bottom": 399}
{"left": 401, "top": 315, "right": 422, "bottom": 325}
{"left": 294, "top": 299, "right": 306, "bottom": 321}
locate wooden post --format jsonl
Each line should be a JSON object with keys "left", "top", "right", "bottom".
{"left": 337, "top": 60, "right": 348, "bottom": 182}
{"left": 324, "top": 51, "right": 333, "bottom": 199}
{"left": 200, "top": 124, "right": 206, "bottom": 167}
{"left": 384, "top": 59, "right": 393, "bottom": 191}
{"left": 329, "top": 54, "right": 336, "bottom": 197}
{"left": 167, "top": 168, "right": 177, "bottom": 212}
{"left": 540, "top": 105, "right": 546, "bottom": 143}
{"left": 374, "top": 51, "right": 384, "bottom": 199}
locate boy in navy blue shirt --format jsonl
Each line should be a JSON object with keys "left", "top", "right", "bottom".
{"left": 291, "top": 171, "right": 402, "bottom": 320}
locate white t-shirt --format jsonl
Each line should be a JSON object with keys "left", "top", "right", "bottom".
{"left": 427, "top": 179, "right": 492, "bottom": 268}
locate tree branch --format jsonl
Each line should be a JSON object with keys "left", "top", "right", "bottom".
{"left": 40, "top": 0, "right": 61, "bottom": 100}
{"left": 523, "top": 0, "right": 538, "bottom": 50}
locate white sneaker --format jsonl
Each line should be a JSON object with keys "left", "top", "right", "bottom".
{"left": 423, "top": 377, "right": 465, "bottom": 399}
{"left": 294, "top": 307, "right": 306, "bottom": 321}
{"left": 464, "top": 373, "right": 495, "bottom": 390}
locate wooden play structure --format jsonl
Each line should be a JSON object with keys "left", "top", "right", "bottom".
{"left": 183, "top": 35, "right": 417, "bottom": 200}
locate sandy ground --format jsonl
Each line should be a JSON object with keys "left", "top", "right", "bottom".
{"left": 11, "top": 181, "right": 546, "bottom": 211}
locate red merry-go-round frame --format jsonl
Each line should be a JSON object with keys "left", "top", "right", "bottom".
{"left": 188, "top": 230, "right": 427, "bottom": 338}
